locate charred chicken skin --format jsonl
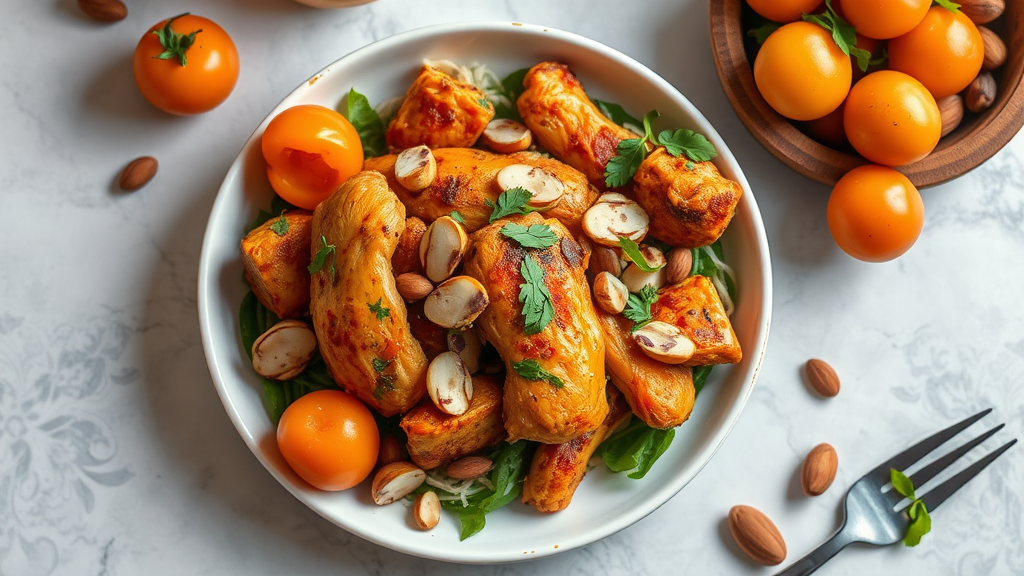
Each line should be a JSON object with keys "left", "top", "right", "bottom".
{"left": 386, "top": 65, "right": 495, "bottom": 151}
{"left": 652, "top": 276, "right": 742, "bottom": 366}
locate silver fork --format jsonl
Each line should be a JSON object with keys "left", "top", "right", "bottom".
{"left": 776, "top": 408, "right": 1017, "bottom": 576}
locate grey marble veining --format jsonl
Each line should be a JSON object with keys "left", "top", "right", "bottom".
{"left": 1, "top": 0, "right": 1022, "bottom": 574}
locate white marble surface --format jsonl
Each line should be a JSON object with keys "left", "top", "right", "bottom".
{"left": 1, "top": 0, "right": 1022, "bottom": 574}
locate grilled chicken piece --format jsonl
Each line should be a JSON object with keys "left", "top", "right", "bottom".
{"left": 386, "top": 65, "right": 494, "bottom": 151}
{"left": 363, "top": 148, "right": 597, "bottom": 234}
{"left": 517, "top": 62, "right": 637, "bottom": 188}
{"left": 597, "top": 308, "right": 695, "bottom": 429}
{"left": 400, "top": 375, "right": 505, "bottom": 470}
{"left": 241, "top": 210, "right": 312, "bottom": 319}
{"left": 392, "top": 216, "right": 427, "bottom": 275}
{"left": 633, "top": 149, "right": 743, "bottom": 248}
{"left": 463, "top": 212, "right": 609, "bottom": 444}
{"left": 309, "top": 171, "right": 428, "bottom": 416}
{"left": 522, "top": 384, "right": 632, "bottom": 512}
{"left": 652, "top": 276, "right": 742, "bottom": 366}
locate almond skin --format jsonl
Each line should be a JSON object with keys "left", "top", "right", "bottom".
{"left": 959, "top": 0, "right": 1004, "bottom": 24}
{"left": 801, "top": 443, "right": 839, "bottom": 497}
{"left": 665, "top": 248, "right": 693, "bottom": 284}
{"left": 805, "top": 358, "right": 840, "bottom": 397}
{"left": 371, "top": 462, "right": 425, "bottom": 505}
{"left": 966, "top": 71, "right": 997, "bottom": 113}
{"left": 938, "top": 95, "right": 964, "bottom": 138}
{"left": 377, "top": 434, "right": 406, "bottom": 468}
{"left": 395, "top": 273, "right": 433, "bottom": 302}
{"left": 979, "top": 26, "right": 1007, "bottom": 71}
{"left": 78, "top": 0, "right": 127, "bottom": 22}
{"left": 445, "top": 455, "right": 493, "bottom": 480}
{"left": 118, "top": 156, "right": 158, "bottom": 191}
{"left": 728, "top": 505, "right": 787, "bottom": 566}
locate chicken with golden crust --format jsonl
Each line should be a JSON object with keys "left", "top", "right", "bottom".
{"left": 309, "top": 171, "right": 428, "bottom": 416}
{"left": 241, "top": 210, "right": 312, "bottom": 320}
{"left": 386, "top": 65, "right": 495, "bottom": 151}
{"left": 652, "top": 276, "right": 742, "bottom": 366}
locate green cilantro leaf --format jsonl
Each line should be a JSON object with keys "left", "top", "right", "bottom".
{"left": 477, "top": 97, "right": 491, "bottom": 108}
{"left": 373, "top": 375, "right": 396, "bottom": 400}
{"left": 803, "top": 0, "right": 873, "bottom": 70}
{"left": 270, "top": 214, "right": 289, "bottom": 236}
{"left": 368, "top": 298, "right": 391, "bottom": 321}
{"left": 890, "top": 468, "right": 916, "bottom": 501}
{"left": 518, "top": 254, "right": 554, "bottom": 335}
{"left": 747, "top": 22, "right": 781, "bottom": 45}
{"left": 345, "top": 88, "right": 387, "bottom": 158}
{"left": 604, "top": 138, "right": 647, "bottom": 189}
{"left": 308, "top": 235, "right": 337, "bottom": 277}
{"left": 904, "top": 500, "right": 932, "bottom": 547}
{"left": 623, "top": 284, "right": 659, "bottom": 330}
{"left": 593, "top": 99, "right": 642, "bottom": 130}
{"left": 449, "top": 210, "right": 466, "bottom": 224}
{"left": 656, "top": 129, "right": 718, "bottom": 163}
{"left": 151, "top": 13, "right": 202, "bottom": 67}
{"left": 372, "top": 357, "right": 391, "bottom": 373}
{"left": 501, "top": 223, "right": 558, "bottom": 249}
{"left": 485, "top": 187, "right": 533, "bottom": 222}
{"left": 933, "top": 0, "right": 960, "bottom": 12}
{"left": 685, "top": 161, "right": 696, "bottom": 170}
{"left": 618, "top": 238, "right": 666, "bottom": 273}
{"left": 512, "top": 359, "right": 565, "bottom": 388}
{"left": 640, "top": 110, "right": 660, "bottom": 142}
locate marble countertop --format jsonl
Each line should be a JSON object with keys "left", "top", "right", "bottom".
{"left": 2, "top": 0, "right": 1022, "bottom": 574}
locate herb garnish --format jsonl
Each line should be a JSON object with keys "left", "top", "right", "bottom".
{"left": 151, "top": 13, "right": 201, "bottom": 67}
{"left": 512, "top": 359, "right": 565, "bottom": 388}
{"left": 593, "top": 99, "right": 642, "bottom": 132}
{"left": 623, "top": 285, "right": 659, "bottom": 331}
{"left": 270, "top": 214, "right": 289, "bottom": 236}
{"left": 345, "top": 88, "right": 387, "bottom": 158}
{"left": 891, "top": 468, "right": 932, "bottom": 547}
{"left": 308, "top": 235, "right": 337, "bottom": 277}
{"left": 373, "top": 375, "right": 396, "bottom": 400}
{"left": 933, "top": 0, "right": 960, "bottom": 12}
{"left": 368, "top": 298, "right": 391, "bottom": 320}
{"left": 449, "top": 210, "right": 466, "bottom": 224}
{"left": 596, "top": 416, "right": 675, "bottom": 479}
{"left": 372, "top": 357, "right": 392, "bottom": 373}
{"left": 501, "top": 222, "right": 558, "bottom": 249}
{"left": 518, "top": 255, "right": 554, "bottom": 335}
{"left": 656, "top": 129, "right": 718, "bottom": 163}
{"left": 803, "top": 0, "right": 874, "bottom": 71}
{"left": 603, "top": 110, "right": 720, "bottom": 187}
{"left": 618, "top": 237, "right": 665, "bottom": 273}
{"left": 485, "top": 187, "right": 534, "bottom": 222}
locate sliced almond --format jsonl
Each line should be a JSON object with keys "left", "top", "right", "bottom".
{"left": 595, "top": 192, "right": 631, "bottom": 205}
{"left": 377, "top": 434, "right": 406, "bottom": 468}
{"left": 446, "top": 455, "right": 494, "bottom": 479}
{"left": 251, "top": 320, "right": 318, "bottom": 380}
{"left": 619, "top": 245, "right": 667, "bottom": 293}
{"left": 446, "top": 328, "right": 482, "bottom": 373}
{"left": 633, "top": 321, "right": 695, "bottom": 364}
{"left": 593, "top": 271, "right": 628, "bottom": 314}
{"left": 589, "top": 245, "right": 624, "bottom": 277}
{"left": 395, "top": 273, "right": 433, "bottom": 302}
{"left": 413, "top": 491, "right": 441, "bottom": 530}
{"left": 481, "top": 119, "right": 533, "bottom": 154}
{"left": 395, "top": 145, "right": 437, "bottom": 191}
{"left": 665, "top": 248, "right": 693, "bottom": 284}
{"left": 419, "top": 216, "right": 469, "bottom": 283}
{"left": 582, "top": 194, "right": 649, "bottom": 246}
{"left": 426, "top": 351, "right": 474, "bottom": 415}
{"left": 495, "top": 164, "right": 565, "bottom": 210}
{"left": 423, "top": 276, "right": 490, "bottom": 329}
{"left": 371, "top": 461, "right": 426, "bottom": 505}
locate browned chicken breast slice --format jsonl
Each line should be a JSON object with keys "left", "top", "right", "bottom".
{"left": 521, "top": 384, "right": 632, "bottom": 512}
{"left": 391, "top": 216, "right": 427, "bottom": 275}
{"left": 241, "top": 210, "right": 312, "bottom": 319}
{"left": 309, "top": 171, "right": 428, "bottom": 416}
{"left": 597, "top": 308, "right": 695, "bottom": 429}
{"left": 363, "top": 148, "right": 597, "bottom": 234}
{"left": 517, "top": 62, "right": 637, "bottom": 188}
{"left": 463, "top": 212, "right": 609, "bottom": 444}
{"left": 400, "top": 375, "right": 505, "bottom": 470}
{"left": 386, "top": 65, "right": 495, "bottom": 151}
{"left": 652, "top": 276, "right": 742, "bottom": 366}
{"left": 633, "top": 149, "right": 743, "bottom": 248}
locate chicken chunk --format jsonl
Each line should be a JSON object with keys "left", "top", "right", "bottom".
{"left": 462, "top": 212, "right": 609, "bottom": 444}
{"left": 651, "top": 276, "right": 742, "bottom": 366}
{"left": 386, "top": 65, "right": 495, "bottom": 151}
{"left": 240, "top": 210, "right": 312, "bottom": 319}
{"left": 363, "top": 148, "right": 597, "bottom": 234}
{"left": 309, "top": 171, "right": 428, "bottom": 416}
{"left": 521, "top": 384, "right": 632, "bottom": 512}
{"left": 392, "top": 216, "right": 427, "bottom": 275}
{"left": 517, "top": 62, "right": 637, "bottom": 188}
{"left": 597, "top": 308, "right": 695, "bottom": 429}
{"left": 633, "top": 149, "right": 743, "bottom": 248}
{"left": 400, "top": 375, "right": 505, "bottom": 470}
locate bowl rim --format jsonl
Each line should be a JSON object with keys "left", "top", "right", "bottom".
{"left": 197, "top": 20, "right": 773, "bottom": 563}
{"left": 709, "top": 0, "right": 1024, "bottom": 189}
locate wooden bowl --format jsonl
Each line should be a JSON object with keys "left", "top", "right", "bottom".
{"left": 710, "top": 0, "right": 1024, "bottom": 188}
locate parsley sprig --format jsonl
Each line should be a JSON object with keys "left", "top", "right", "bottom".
{"left": 308, "top": 235, "right": 337, "bottom": 277}
{"left": 449, "top": 210, "right": 466, "bottom": 224}
{"left": 803, "top": 0, "right": 874, "bottom": 72}
{"left": 518, "top": 255, "right": 554, "bottom": 335}
{"left": 368, "top": 298, "right": 391, "bottom": 321}
{"left": 618, "top": 237, "right": 665, "bottom": 273}
{"left": 512, "top": 359, "right": 565, "bottom": 388}
{"left": 623, "top": 285, "right": 659, "bottom": 331}
{"left": 890, "top": 468, "right": 932, "bottom": 547}
{"left": 270, "top": 214, "right": 289, "bottom": 236}
{"left": 603, "top": 110, "right": 719, "bottom": 188}
{"left": 151, "top": 13, "right": 202, "bottom": 67}
{"left": 501, "top": 223, "right": 558, "bottom": 249}
{"left": 485, "top": 187, "right": 534, "bottom": 222}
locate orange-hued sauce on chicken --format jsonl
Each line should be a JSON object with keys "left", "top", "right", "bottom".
{"left": 386, "top": 65, "right": 494, "bottom": 150}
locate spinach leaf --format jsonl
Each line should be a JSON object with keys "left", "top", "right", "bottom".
{"left": 596, "top": 417, "right": 675, "bottom": 479}
{"left": 490, "top": 68, "right": 529, "bottom": 121}
{"left": 593, "top": 99, "right": 642, "bottom": 129}
{"left": 344, "top": 88, "right": 387, "bottom": 158}
{"left": 692, "top": 365, "right": 714, "bottom": 397}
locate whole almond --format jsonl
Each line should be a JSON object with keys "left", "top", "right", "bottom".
{"left": 966, "top": 71, "right": 997, "bottom": 113}
{"left": 937, "top": 95, "right": 964, "bottom": 138}
{"left": 78, "top": 0, "right": 127, "bottom": 22}
{"left": 665, "top": 248, "right": 693, "bottom": 284}
{"left": 371, "top": 462, "right": 425, "bottom": 505}
{"left": 118, "top": 156, "right": 158, "bottom": 191}
{"left": 728, "top": 505, "right": 787, "bottom": 566}
{"left": 978, "top": 26, "right": 1006, "bottom": 71}
{"left": 445, "top": 455, "right": 493, "bottom": 480}
{"left": 805, "top": 359, "right": 840, "bottom": 397}
{"left": 395, "top": 273, "right": 433, "bottom": 302}
{"left": 413, "top": 491, "right": 441, "bottom": 530}
{"left": 589, "top": 245, "right": 623, "bottom": 278}
{"left": 377, "top": 434, "right": 406, "bottom": 467}
{"left": 801, "top": 443, "right": 839, "bottom": 497}
{"left": 959, "top": 0, "right": 1003, "bottom": 24}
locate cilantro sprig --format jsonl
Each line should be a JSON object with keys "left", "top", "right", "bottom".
{"left": 449, "top": 210, "right": 466, "bottom": 224}
{"left": 501, "top": 223, "right": 558, "bottom": 249}
{"left": 512, "top": 359, "right": 565, "bottom": 388}
{"left": 368, "top": 298, "right": 391, "bottom": 321}
{"left": 518, "top": 255, "right": 554, "bottom": 335}
{"left": 618, "top": 237, "right": 665, "bottom": 273}
{"left": 485, "top": 187, "right": 534, "bottom": 222}
{"left": 270, "top": 214, "right": 289, "bottom": 236}
{"left": 308, "top": 235, "right": 337, "bottom": 277}
{"left": 151, "top": 13, "right": 202, "bottom": 67}
{"left": 890, "top": 468, "right": 932, "bottom": 547}
{"left": 603, "top": 110, "right": 720, "bottom": 188}
{"left": 623, "top": 285, "right": 659, "bottom": 331}
{"left": 803, "top": 0, "right": 874, "bottom": 72}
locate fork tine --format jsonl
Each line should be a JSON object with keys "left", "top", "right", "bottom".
{"left": 904, "top": 424, "right": 1006, "bottom": 495}
{"left": 920, "top": 439, "right": 1017, "bottom": 512}
{"left": 872, "top": 408, "right": 992, "bottom": 481}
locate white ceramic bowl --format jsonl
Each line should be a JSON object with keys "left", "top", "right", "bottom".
{"left": 198, "top": 21, "right": 772, "bottom": 564}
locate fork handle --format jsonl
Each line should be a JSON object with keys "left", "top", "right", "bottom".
{"left": 774, "top": 529, "right": 856, "bottom": 576}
